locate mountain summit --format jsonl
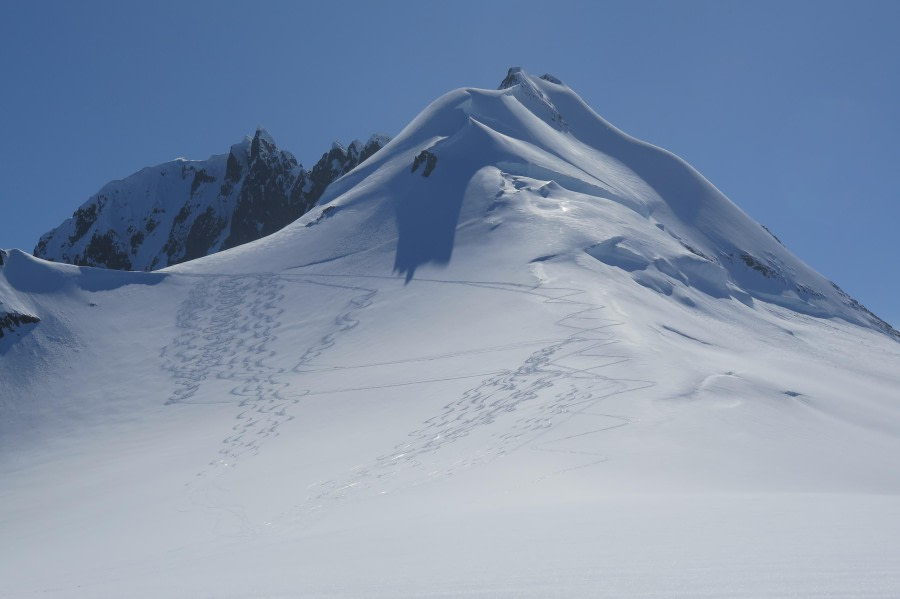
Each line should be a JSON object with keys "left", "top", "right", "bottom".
{"left": 2, "top": 69, "right": 899, "bottom": 598}
{"left": 499, "top": 66, "right": 563, "bottom": 89}
{"left": 188, "top": 68, "right": 895, "bottom": 338}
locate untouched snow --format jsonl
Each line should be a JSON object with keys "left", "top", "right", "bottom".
{"left": 2, "top": 69, "right": 899, "bottom": 598}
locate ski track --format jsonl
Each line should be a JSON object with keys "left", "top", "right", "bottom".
{"left": 158, "top": 171, "right": 657, "bottom": 527}
{"left": 158, "top": 267, "right": 655, "bottom": 530}
{"left": 293, "top": 273, "right": 656, "bottom": 515}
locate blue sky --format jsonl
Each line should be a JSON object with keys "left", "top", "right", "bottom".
{"left": 1, "top": 0, "right": 898, "bottom": 327}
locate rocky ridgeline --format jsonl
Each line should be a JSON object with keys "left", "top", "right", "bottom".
{"left": 34, "top": 129, "right": 390, "bottom": 271}
{"left": 0, "top": 250, "right": 41, "bottom": 339}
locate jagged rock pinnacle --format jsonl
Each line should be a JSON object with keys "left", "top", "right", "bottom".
{"left": 499, "top": 67, "right": 564, "bottom": 90}
{"left": 498, "top": 67, "right": 524, "bottom": 90}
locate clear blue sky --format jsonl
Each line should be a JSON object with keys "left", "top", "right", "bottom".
{"left": 2, "top": 1, "right": 898, "bottom": 327}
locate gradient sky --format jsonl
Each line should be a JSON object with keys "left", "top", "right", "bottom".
{"left": 2, "top": 1, "right": 898, "bottom": 327}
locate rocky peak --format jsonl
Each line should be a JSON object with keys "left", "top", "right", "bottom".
{"left": 499, "top": 67, "right": 564, "bottom": 90}
{"left": 361, "top": 134, "right": 391, "bottom": 161}
{"left": 539, "top": 73, "right": 563, "bottom": 85}
{"left": 249, "top": 127, "right": 291, "bottom": 166}
{"left": 308, "top": 135, "right": 390, "bottom": 201}
{"left": 253, "top": 127, "right": 276, "bottom": 145}
{"left": 34, "top": 129, "right": 391, "bottom": 271}
{"left": 498, "top": 66, "right": 525, "bottom": 90}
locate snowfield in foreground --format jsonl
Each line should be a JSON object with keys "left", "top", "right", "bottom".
{"left": 2, "top": 69, "right": 899, "bottom": 597}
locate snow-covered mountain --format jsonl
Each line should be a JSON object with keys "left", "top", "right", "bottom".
{"left": 2, "top": 69, "right": 899, "bottom": 598}
{"left": 33, "top": 129, "right": 389, "bottom": 270}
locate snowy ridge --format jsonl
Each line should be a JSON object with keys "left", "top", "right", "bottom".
{"left": 34, "top": 129, "right": 389, "bottom": 271}
{"left": 187, "top": 69, "right": 896, "bottom": 338}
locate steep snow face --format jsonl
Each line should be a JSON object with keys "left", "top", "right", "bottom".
{"left": 33, "top": 130, "right": 389, "bottom": 271}
{"left": 185, "top": 69, "right": 896, "bottom": 338}
{"left": 3, "top": 70, "right": 900, "bottom": 598}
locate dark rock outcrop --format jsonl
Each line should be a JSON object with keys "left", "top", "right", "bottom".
{"left": 0, "top": 311, "right": 40, "bottom": 339}
{"left": 411, "top": 150, "right": 437, "bottom": 177}
{"left": 498, "top": 67, "right": 525, "bottom": 90}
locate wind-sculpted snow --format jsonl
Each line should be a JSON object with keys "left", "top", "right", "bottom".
{"left": 276, "top": 69, "right": 894, "bottom": 336}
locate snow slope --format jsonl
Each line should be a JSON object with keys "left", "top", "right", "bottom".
{"left": 2, "top": 69, "right": 899, "bottom": 598}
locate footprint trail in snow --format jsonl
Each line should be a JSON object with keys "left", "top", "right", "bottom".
{"left": 161, "top": 274, "right": 375, "bottom": 471}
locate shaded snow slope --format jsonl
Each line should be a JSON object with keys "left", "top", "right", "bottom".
{"left": 2, "top": 69, "right": 899, "bottom": 598}
{"left": 34, "top": 130, "right": 389, "bottom": 271}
